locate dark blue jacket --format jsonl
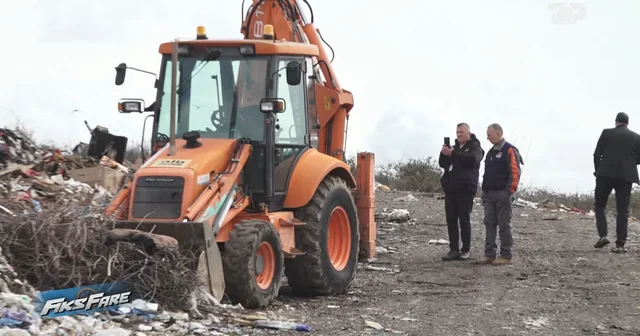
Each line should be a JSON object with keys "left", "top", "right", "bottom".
{"left": 439, "top": 134, "right": 485, "bottom": 194}
{"left": 482, "top": 139, "right": 524, "bottom": 193}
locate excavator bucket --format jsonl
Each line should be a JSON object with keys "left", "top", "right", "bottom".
{"left": 106, "top": 220, "right": 225, "bottom": 302}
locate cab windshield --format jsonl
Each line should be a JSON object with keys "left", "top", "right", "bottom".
{"left": 156, "top": 50, "right": 269, "bottom": 141}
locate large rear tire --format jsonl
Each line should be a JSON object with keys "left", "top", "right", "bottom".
{"left": 222, "top": 220, "right": 284, "bottom": 309}
{"left": 284, "top": 175, "right": 359, "bottom": 296}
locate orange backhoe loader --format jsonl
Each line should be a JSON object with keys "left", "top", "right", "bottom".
{"left": 107, "top": 0, "right": 376, "bottom": 309}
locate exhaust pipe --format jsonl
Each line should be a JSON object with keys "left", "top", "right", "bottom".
{"left": 169, "top": 39, "right": 178, "bottom": 156}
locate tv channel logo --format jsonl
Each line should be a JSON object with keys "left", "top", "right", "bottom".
{"left": 35, "top": 282, "right": 133, "bottom": 318}
{"left": 548, "top": 3, "right": 586, "bottom": 24}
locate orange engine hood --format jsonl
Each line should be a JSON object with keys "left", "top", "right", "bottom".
{"left": 141, "top": 138, "right": 239, "bottom": 175}
{"left": 128, "top": 138, "right": 242, "bottom": 221}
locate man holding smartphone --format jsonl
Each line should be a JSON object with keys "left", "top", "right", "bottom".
{"left": 438, "top": 123, "right": 485, "bottom": 261}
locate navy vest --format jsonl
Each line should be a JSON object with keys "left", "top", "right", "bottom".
{"left": 482, "top": 141, "right": 522, "bottom": 193}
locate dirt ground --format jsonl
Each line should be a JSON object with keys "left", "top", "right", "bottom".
{"left": 254, "top": 190, "right": 640, "bottom": 336}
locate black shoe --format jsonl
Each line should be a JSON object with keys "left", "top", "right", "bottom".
{"left": 612, "top": 245, "right": 627, "bottom": 254}
{"left": 594, "top": 237, "right": 610, "bottom": 248}
{"left": 442, "top": 250, "right": 461, "bottom": 261}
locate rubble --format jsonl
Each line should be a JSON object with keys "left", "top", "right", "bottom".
{"left": 0, "top": 208, "right": 312, "bottom": 334}
{"left": 512, "top": 197, "right": 592, "bottom": 216}
{"left": 393, "top": 194, "right": 418, "bottom": 202}
{"left": 375, "top": 208, "right": 412, "bottom": 223}
{"left": 0, "top": 126, "right": 131, "bottom": 216}
{"left": 364, "top": 320, "right": 383, "bottom": 330}
{"left": 0, "top": 126, "right": 313, "bottom": 335}
{"left": 375, "top": 182, "right": 391, "bottom": 192}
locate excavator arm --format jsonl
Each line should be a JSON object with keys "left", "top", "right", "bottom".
{"left": 241, "top": 1, "right": 375, "bottom": 260}
{"left": 241, "top": 0, "right": 354, "bottom": 160}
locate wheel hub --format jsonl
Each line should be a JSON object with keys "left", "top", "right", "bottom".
{"left": 255, "top": 254, "right": 264, "bottom": 275}
{"left": 255, "top": 241, "right": 276, "bottom": 290}
{"left": 327, "top": 206, "right": 351, "bottom": 271}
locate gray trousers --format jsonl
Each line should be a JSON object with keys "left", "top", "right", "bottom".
{"left": 482, "top": 189, "right": 513, "bottom": 259}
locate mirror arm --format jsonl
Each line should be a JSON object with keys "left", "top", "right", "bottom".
{"left": 128, "top": 67, "right": 158, "bottom": 80}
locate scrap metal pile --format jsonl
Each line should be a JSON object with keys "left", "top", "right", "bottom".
{"left": 0, "top": 126, "right": 207, "bottom": 316}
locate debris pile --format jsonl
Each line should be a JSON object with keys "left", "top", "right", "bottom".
{"left": 0, "top": 227, "right": 310, "bottom": 335}
{"left": 375, "top": 182, "right": 392, "bottom": 192}
{"left": 0, "top": 126, "right": 130, "bottom": 216}
{"left": 393, "top": 194, "right": 418, "bottom": 203}
{"left": 0, "top": 246, "right": 40, "bottom": 334}
{"left": 375, "top": 208, "right": 412, "bottom": 223}
{"left": 0, "top": 126, "right": 317, "bottom": 334}
{"left": 0, "top": 204, "right": 205, "bottom": 313}
{"left": 0, "top": 244, "right": 122, "bottom": 335}
{"left": 512, "top": 197, "right": 593, "bottom": 216}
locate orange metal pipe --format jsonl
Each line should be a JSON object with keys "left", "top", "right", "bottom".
{"left": 104, "top": 182, "right": 131, "bottom": 216}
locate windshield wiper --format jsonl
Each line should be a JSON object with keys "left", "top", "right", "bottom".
{"left": 229, "top": 89, "right": 240, "bottom": 138}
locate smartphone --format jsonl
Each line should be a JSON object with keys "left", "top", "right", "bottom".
{"left": 444, "top": 137, "right": 450, "bottom": 147}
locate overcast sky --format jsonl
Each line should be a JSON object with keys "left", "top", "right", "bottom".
{"left": 1, "top": 0, "right": 638, "bottom": 194}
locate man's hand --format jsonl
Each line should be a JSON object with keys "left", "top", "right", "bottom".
{"left": 441, "top": 145, "right": 453, "bottom": 156}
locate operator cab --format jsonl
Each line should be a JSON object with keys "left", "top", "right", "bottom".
{"left": 115, "top": 26, "right": 321, "bottom": 211}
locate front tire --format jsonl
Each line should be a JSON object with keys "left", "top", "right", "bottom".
{"left": 222, "top": 220, "right": 284, "bottom": 309}
{"left": 285, "top": 175, "right": 360, "bottom": 296}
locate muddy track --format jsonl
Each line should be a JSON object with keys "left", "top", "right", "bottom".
{"left": 253, "top": 190, "right": 640, "bottom": 335}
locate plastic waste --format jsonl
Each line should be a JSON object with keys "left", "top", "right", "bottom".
{"left": 252, "top": 320, "right": 312, "bottom": 332}
{"left": 105, "top": 299, "right": 158, "bottom": 321}
{"left": 0, "top": 310, "right": 33, "bottom": 327}
{"left": 31, "top": 200, "right": 41, "bottom": 213}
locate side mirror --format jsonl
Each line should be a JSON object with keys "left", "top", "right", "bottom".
{"left": 118, "top": 98, "right": 145, "bottom": 113}
{"left": 260, "top": 98, "right": 286, "bottom": 113}
{"left": 286, "top": 61, "right": 302, "bottom": 86}
{"left": 115, "top": 63, "right": 127, "bottom": 86}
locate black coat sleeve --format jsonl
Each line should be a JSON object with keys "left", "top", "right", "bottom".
{"left": 451, "top": 143, "right": 483, "bottom": 168}
{"left": 635, "top": 134, "right": 640, "bottom": 165}
{"left": 438, "top": 152, "right": 451, "bottom": 169}
{"left": 593, "top": 130, "right": 606, "bottom": 172}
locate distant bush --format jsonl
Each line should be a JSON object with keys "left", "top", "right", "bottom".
{"left": 346, "top": 155, "right": 443, "bottom": 193}
{"left": 376, "top": 157, "right": 443, "bottom": 193}
{"left": 123, "top": 141, "right": 151, "bottom": 164}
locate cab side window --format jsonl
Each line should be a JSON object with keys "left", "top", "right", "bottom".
{"left": 305, "top": 57, "right": 319, "bottom": 149}
{"left": 275, "top": 59, "right": 307, "bottom": 145}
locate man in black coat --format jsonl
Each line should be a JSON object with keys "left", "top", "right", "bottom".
{"left": 593, "top": 112, "right": 640, "bottom": 253}
{"left": 439, "top": 123, "right": 485, "bottom": 260}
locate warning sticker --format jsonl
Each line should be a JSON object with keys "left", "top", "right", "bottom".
{"left": 324, "top": 96, "right": 332, "bottom": 111}
{"left": 151, "top": 159, "right": 192, "bottom": 168}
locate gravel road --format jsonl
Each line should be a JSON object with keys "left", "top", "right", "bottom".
{"left": 260, "top": 190, "right": 640, "bottom": 336}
